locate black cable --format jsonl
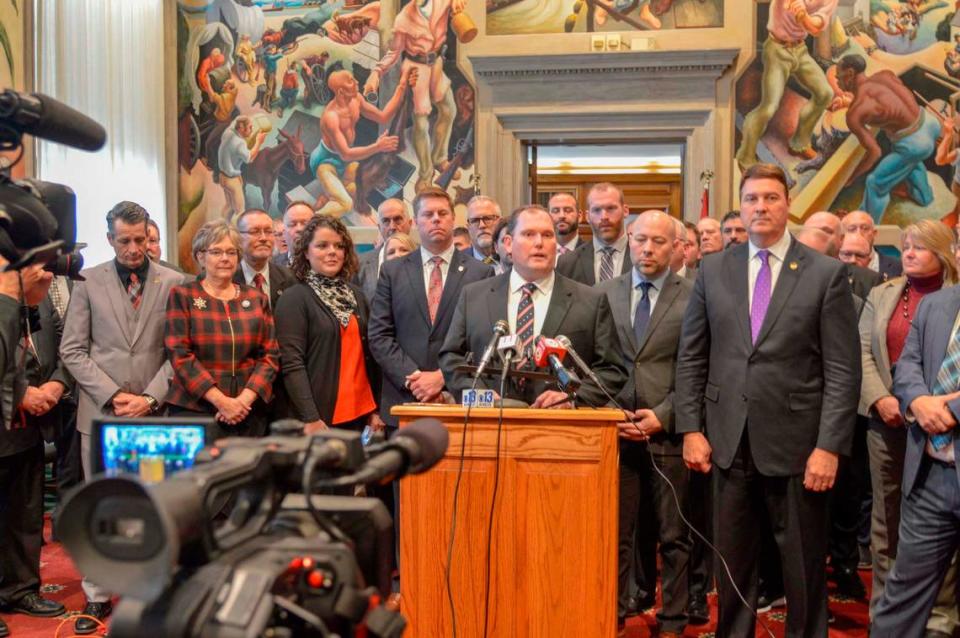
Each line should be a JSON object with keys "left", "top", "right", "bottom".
{"left": 301, "top": 438, "right": 353, "bottom": 547}
{"left": 481, "top": 365, "right": 509, "bottom": 638}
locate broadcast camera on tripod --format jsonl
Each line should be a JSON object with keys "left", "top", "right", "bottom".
{"left": 57, "top": 418, "right": 449, "bottom": 638}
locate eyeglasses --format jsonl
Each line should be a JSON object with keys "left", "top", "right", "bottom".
{"left": 240, "top": 228, "right": 274, "bottom": 237}
{"left": 467, "top": 215, "right": 499, "bottom": 227}
{"left": 204, "top": 249, "right": 239, "bottom": 258}
{"left": 839, "top": 251, "right": 870, "bottom": 260}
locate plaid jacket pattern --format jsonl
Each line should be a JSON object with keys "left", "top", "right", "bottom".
{"left": 164, "top": 280, "right": 279, "bottom": 411}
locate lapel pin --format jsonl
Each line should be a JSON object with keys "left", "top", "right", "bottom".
{"left": 789, "top": 261, "right": 798, "bottom": 270}
{"left": 193, "top": 297, "right": 207, "bottom": 310}
{"left": 241, "top": 299, "right": 251, "bottom": 309}
{"left": 458, "top": 265, "right": 464, "bottom": 272}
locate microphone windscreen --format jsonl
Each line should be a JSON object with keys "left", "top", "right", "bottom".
{"left": 34, "top": 93, "right": 107, "bottom": 151}
{"left": 399, "top": 418, "right": 449, "bottom": 474}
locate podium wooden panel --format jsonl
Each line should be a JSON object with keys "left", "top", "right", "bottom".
{"left": 393, "top": 405, "right": 621, "bottom": 638}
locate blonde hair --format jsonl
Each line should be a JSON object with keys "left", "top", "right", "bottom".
{"left": 192, "top": 219, "right": 242, "bottom": 269}
{"left": 385, "top": 232, "right": 417, "bottom": 255}
{"left": 902, "top": 219, "right": 958, "bottom": 285}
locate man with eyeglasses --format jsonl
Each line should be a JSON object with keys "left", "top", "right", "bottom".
{"left": 839, "top": 232, "right": 873, "bottom": 270}
{"left": 274, "top": 200, "right": 315, "bottom": 267}
{"left": 356, "top": 199, "right": 413, "bottom": 302}
{"left": 842, "top": 210, "right": 903, "bottom": 280}
{"left": 462, "top": 195, "right": 502, "bottom": 264}
{"left": 234, "top": 209, "right": 296, "bottom": 309}
{"left": 60, "top": 201, "right": 188, "bottom": 633}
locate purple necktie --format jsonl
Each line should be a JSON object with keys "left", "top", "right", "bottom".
{"left": 750, "top": 249, "right": 771, "bottom": 344}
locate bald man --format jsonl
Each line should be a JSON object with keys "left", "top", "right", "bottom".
{"left": 696, "top": 217, "right": 722, "bottom": 255}
{"left": 804, "top": 212, "right": 842, "bottom": 257}
{"left": 601, "top": 211, "right": 695, "bottom": 635}
{"left": 839, "top": 232, "right": 873, "bottom": 270}
{"left": 355, "top": 198, "right": 413, "bottom": 301}
{"left": 795, "top": 226, "right": 833, "bottom": 255}
{"left": 842, "top": 210, "right": 902, "bottom": 280}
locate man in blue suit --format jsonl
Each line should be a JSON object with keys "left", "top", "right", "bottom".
{"left": 877, "top": 285, "right": 960, "bottom": 635}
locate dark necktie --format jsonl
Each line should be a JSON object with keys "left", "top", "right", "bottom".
{"left": 516, "top": 282, "right": 537, "bottom": 368}
{"left": 599, "top": 246, "right": 615, "bottom": 282}
{"left": 750, "top": 249, "right": 771, "bottom": 344}
{"left": 128, "top": 272, "right": 143, "bottom": 310}
{"left": 633, "top": 281, "right": 652, "bottom": 344}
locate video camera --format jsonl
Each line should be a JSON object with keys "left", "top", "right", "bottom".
{"left": 0, "top": 88, "right": 106, "bottom": 273}
{"left": 57, "top": 418, "right": 449, "bottom": 638}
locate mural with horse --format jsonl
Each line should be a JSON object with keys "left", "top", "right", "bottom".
{"left": 175, "top": 0, "right": 479, "bottom": 273}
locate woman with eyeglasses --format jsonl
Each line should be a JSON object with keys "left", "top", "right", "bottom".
{"left": 164, "top": 219, "right": 279, "bottom": 438}
{"left": 274, "top": 215, "right": 382, "bottom": 435}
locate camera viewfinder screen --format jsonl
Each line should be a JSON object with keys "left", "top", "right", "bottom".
{"left": 100, "top": 425, "right": 206, "bottom": 483}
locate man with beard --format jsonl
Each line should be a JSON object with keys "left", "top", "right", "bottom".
{"left": 721, "top": 210, "right": 748, "bottom": 248}
{"left": 557, "top": 182, "right": 632, "bottom": 285}
{"left": 549, "top": 192, "right": 582, "bottom": 256}
{"left": 462, "top": 196, "right": 502, "bottom": 264}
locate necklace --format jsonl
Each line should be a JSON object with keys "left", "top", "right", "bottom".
{"left": 901, "top": 280, "right": 911, "bottom": 319}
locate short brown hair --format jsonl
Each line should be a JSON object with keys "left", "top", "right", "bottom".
{"left": 291, "top": 214, "right": 359, "bottom": 281}
{"left": 413, "top": 187, "right": 454, "bottom": 216}
{"left": 739, "top": 163, "right": 789, "bottom": 199}
{"left": 587, "top": 182, "right": 624, "bottom": 206}
{"left": 506, "top": 204, "right": 551, "bottom": 235}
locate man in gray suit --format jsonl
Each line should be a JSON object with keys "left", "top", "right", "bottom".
{"left": 60, "top": 201, "right": 187, "bottom": 634}
{"left": 601, "top": 211, "right": 695, "bottom": 636}
{"left": 368, "top": 187, "right": 493, "bottom": 430}
{"left": 675, "top": 164, "right": 861, "bottom": 637}
{"left": 875, "top": 285, "right": 960, "bottom": 635}
{"left": 355, "top": 199, "right": 412, "bottom": 302}
{"left": 556, "top": 182, "right": 632, "bottom": 285}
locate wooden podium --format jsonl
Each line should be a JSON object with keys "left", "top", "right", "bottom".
{"left": 392, "top": 405, "right": 622, "bottom": 638}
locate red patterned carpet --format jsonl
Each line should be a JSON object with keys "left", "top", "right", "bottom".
{"left": 5, "top": 516, "right": 871, "bottom": 637}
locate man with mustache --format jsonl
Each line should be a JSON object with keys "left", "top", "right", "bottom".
{"left": 462, "top": 195, "right": 502, "bottom": 264}
{"left": 557, "top": 182, "right": 632, "bottom": 285}
{"left": 548, "top": 192, "right": 582, "bottom": 256}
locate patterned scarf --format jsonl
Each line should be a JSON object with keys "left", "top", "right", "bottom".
{"left": 306, "top": 271, "right": 357, "bottom": 328}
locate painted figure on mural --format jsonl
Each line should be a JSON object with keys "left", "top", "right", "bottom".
{"left": 735, "top": 0, "right": 839, "bottom": 171}
{"left": 314, "top": 67, "right": 418, "bottom": 218}
{"left": 219, "top": 116, "right": 268, "bottom": 220}
{"left": 837, "top": 54, "right": 941, "bottom": 223}
{"left": 364, "top": 0, "right": 466, "bottom": 193}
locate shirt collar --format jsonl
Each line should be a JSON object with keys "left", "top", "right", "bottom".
{"left": 115, "top": 258, "right": 149, "bottom": 283}
{"left": 562, "top": 235, "right": 579, "bottom": 252}
{"left": 748, "top": 230, "right": 792, "bottom": 263}
{"left": 241, "top": 259, "right": 269, "bottom": 282}
{"left": 510, "top": 268, "right": 555, "bottom": 296}
{"left": 869, "top": 249, "right": 880, "bottom": 272}
{"left": 421, "top": 243, "right": 456, "bottom": 267}
{"left": 593, "top": 233, "right": 628, "bottom": 255}
{"left": 632, "top": 266, "right": 670, "bottom": 291}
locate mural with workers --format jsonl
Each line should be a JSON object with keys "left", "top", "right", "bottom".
{"left": 734, "top": 0, "right": 960, "bottom": 227}
{"left": 176, "top": 0, "right": 478, "bottom": 271}
{"left": 485, "top": 0, "right": 722, "bottom": 34}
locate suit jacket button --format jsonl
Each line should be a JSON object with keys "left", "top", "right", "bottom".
{"left": 741, "top": 394, "right": 747, "bottom": 402}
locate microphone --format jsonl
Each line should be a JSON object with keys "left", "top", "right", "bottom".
{"left": 350, "top": 418, "right": 449, "bottom": 485}
{"left": 555, "top": 334, "right": 604, "bottom": 389}
{"left": 533, "top": 335, "right": 581, "bottom": 392}
{"left": 496, "top": 334, "right": 520, "bottom": 385}
{"left": 0, "top": 90, "right": 107, "bottom": 151}
{"left": 474, "top": 319, "right": 509, "bottom": 380}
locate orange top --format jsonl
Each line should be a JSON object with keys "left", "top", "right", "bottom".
{"left": 333, "top": 315, "right": 376, "bottom": 425}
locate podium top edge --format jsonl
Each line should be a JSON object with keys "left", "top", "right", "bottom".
{"left": 390, "top": 404, "right": 625, "bottom": 422}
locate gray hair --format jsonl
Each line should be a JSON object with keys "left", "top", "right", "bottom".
{"left": 191, "top": 219, "right": 242, "bottom": 265}
{"left": 467, "top": 195, "right": 502, "bottom": 216}
{"left": 106, "top": 201, "right": 150, "bottom": 235}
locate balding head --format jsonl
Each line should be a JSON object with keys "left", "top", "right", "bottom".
{"left": 628, "top": 210, "right": 679, "bottom": 279}
{"left": 839, "top": 233, "right": 872, "bottom": 268}
{"left": 376, "top": 198, "right": 411, "bottom": 241}
{"left": 697, "top": 217, "right": 722, "bottom": 255}
{"left": 804, "top": 211, "right": 842, "bottom": 257}
{"left": 842, "top": 211, "right": 877, "bottom": 245}
{"left": 795, "top": 227, "right": 832, "bottom": 255}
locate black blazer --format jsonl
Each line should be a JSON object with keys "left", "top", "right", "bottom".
{"left": 675, "top": 238, "right": 862, "bottom": 476}
{"left": 601, "top": 271, "right": 693, "bottom": 455}
{"left": 274, "top": 281, "right": 379, "bottom": 426}
{"left": 25, "top": 297, "right": 75, "bottom": 442}
{"left": 233, "top": 261, "right": 297, "bottom": 309}
{"left": 439, "top": 273, "right": 628, "bottom": 407}
{"left": 368, "top": 248, "right": 493, "bottom": 426}
{"left": 555, "top": 239, "right": 631, "bottom": 285}
{"left": 846, "top": 263, "right": 883, "bottom": 302}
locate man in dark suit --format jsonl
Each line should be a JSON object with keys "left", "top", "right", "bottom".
{"left": 273, "top": 201, "right": 314, "bottom": 267}
{"left": 601, "top": 211, "right": 695, "bottom": 636}
{"left": 145, "top": 218, "right": 188, "bottom": 276}
{"left": 234, "top": 209, "right": 296, "bottom": 309}
{"left": 875, "top": 285, "right": 960, "bottom": 635}
{"left": 548, "top": 192, "right": 582, "bottom": 256}
{"left": 842, "top": 210, "right": 902, "bottom": 280}
{"left": 556, "top": 182, "right": 632, "bottom": 285}
{"left": 355, "top": 199, "right": 412, "bottom": 302}
{"left": 440, "top": 205, "right": 626, "bottom": 408}
{"left": 675, "top": 163, "right": 861, "bottom": 637}
{"left": 462, "top": 195, "right": 502, "bottom": 264}
{"left": 368, "top": 187, "right": 493, "bottom": 430}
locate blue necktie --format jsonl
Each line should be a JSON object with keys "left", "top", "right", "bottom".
{"left": 633, "top": 281, "right": 652, "bottom": 344}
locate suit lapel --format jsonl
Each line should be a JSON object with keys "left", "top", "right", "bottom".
{"left": 930, "top": 290, "right": 960, "bottom": 377}
{"left": 268, "top": 263, "right": 287, "bottom": 307}
{"left": 432, "top": 250, "right": 466, "bottom": 333}
{"left": 874, "top": 280, "right": 906, "bottom": 374}
{"left": 404, "top": 251, "right": 430, "bottom": 325}
{"left": 541, "top": 276, "right": 574, "bottom": 338}
{"left": 486, "top": 275, "right": 510, "bottom": 331}
{"left": 637, "top": 274, "right": 681, "bottom": 355}
{"left": 131, "top": 262, "right": 163, "bottom": 346}
{"left": 754, "top": 239, "right": 804, "bottom": 350}
{"left": 579, "top": 245, "right": 596, "bottom": 286}
{"left": 725, "top": 247, "right": 752, "bottom": 351}
{"left": 607, "top": 275, "right": 636, "bottom": 355}
{"left": 103, "top": 263, "right": 134, "bottom": 345}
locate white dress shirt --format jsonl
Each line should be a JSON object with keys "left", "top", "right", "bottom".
{"left": 593, "top": 234, "right": 628, "bottom": 282}
{"left": 631, "top": 267, "right": 670, "bottom": 328}
{"left": 869, "top": 249, "right": 880, "bottom": 273}
{"left": 241, "top": 259, "right": 271, "bottom": 306}
{"left": 507, "top": 269, "right": 555, "bottom": 337}
{"left": 676, "top": 264, "right": 688, "bottom": 279}
{"left": 421, "top": 243, "right": 457, "bottom": 294}
{"left": 747, "top": 230, "right": 792, "bottom": 310}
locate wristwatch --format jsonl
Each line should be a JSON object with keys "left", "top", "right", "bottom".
{"left": 143, "top": 395, "right": 159, "bottom": 413}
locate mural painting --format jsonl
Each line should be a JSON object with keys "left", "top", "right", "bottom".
{"left": 176, "top": 0, "right": 478, "bottom": 272}
{"left": 0, "top": 0, "right": 26, "bottom": 178}
{"left": 486, "top": 0, "right": 722, "bottom": 35}
{"left": 734, "top": 0, "right": 960, "bottom": 227}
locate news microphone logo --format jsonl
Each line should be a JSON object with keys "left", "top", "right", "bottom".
{"left": 534, "top": 335, "right": 581, "bottom": 392}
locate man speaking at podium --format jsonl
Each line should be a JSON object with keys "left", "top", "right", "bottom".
{"left": 440, "top": 205, "right": 626, "bottom": 407}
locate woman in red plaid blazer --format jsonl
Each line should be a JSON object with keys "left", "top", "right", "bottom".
{"left": 164, "top": 220, "right": 279, "bottom": 438}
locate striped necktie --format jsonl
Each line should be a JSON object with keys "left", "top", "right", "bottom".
{"left": 516, "top": 282, "right": 537, "bottom": 368}
{"left": 599, "top": 246, "right": 615, "bottom": 282}
{"left": 128, "top": 272, "right": 143, "bottom": 310}
{"left": 930, "top": 323, "right": 960, "bottom": 450}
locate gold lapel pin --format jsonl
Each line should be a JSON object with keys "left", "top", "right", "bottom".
{"left": 789, "top": 261, "right": 798, "bottom": 270}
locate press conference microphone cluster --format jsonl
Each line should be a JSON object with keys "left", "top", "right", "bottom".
{"left": 533, "top": 335, "right": 581, "bottom": 393}
{"left": 555, "top": 334, "right": 603, "bottom": 390}
{"left": 474, "top": 319, "right": 509, "bottom": 381}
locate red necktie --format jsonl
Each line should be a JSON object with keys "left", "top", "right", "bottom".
{"left": 427, "top": 256, "right": 443, "bottom": 323}
{"left": 128, "top": 273, "right": 142, "bottom": 310}
{"left": 253, "top": 272, "right": 266, "bottom": 295}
